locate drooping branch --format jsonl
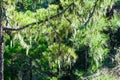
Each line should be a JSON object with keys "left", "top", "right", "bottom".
{"left": 3, "top": 2, "right": 74, "bottom": 31}
{"left": 79, "top": 0, "right": 99, "bottom": 30}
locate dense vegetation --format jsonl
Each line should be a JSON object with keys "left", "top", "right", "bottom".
{"left": 0, "top": 0, "right": 120, "bottom": 80}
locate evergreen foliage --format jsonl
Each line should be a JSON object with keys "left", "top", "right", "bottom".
{"left": 1, "top": 0, "right": 120, "bottom": 80}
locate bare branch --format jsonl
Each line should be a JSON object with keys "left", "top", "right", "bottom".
{"left": 3, "top": 2, "right": 74, "bottom": 31}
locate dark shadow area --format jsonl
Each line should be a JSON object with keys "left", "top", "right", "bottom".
{"left": 112, "top": 0, "right": 120, "bottom": 11}
{"left": 106, "top": 0, "right": 120, "bottom": 19}
{"left": 59, "top": 46, "right": 90, "bottom": 80}
{"left": 74, "top": 46, "right": 90, "bottom": 71}
{"left": 103, "top": 0, "right": 120, "bottom": 68}
{"left": 103, "top": 27, "right": 120, "bottom": 68}
{"left": 15, "top": 0, "right": 61, "bottom": 12}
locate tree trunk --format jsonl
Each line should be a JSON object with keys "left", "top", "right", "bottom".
{"left": 0, "top": 0, "right": 4, "bottom": 79}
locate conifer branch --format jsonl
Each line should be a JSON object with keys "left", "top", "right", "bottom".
{"left": 3, "top": 2, "right": 74, "bottom": 31}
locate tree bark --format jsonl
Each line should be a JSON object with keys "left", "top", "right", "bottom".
{"left": 0, "top": 0, "right": 4, "bottom": 79}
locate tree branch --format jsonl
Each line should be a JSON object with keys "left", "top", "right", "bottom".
{"left": 79, "top": 0, "right": 99, "bottom": 30}
{"left": 3, "top": 2, "right": 74, "bottom": 31}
